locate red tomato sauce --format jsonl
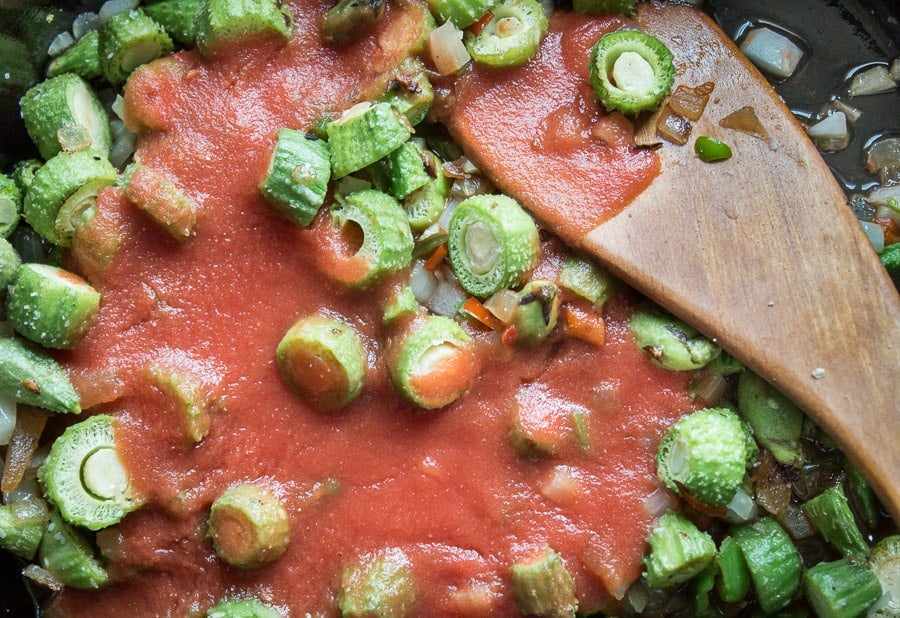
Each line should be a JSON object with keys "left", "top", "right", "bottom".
{"left": 445, "top": 11, "right": 661, "bottom": 242}
{"left": 48, "top": 2, "right": 692, "bottom": 616}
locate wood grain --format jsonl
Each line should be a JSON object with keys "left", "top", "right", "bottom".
{"left": 582, "top": 4, "right": 900, "bottom": 518}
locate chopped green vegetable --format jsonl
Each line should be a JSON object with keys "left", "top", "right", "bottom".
{"left": 388, "top": 140, "right": 432, "bottom": 199}
{"left": 338, "top": 548, "right": 417, "bottom": 617}
{"left": 737, "top": 370, "right": 805, "bottom": 465}
{"left": 803, "top": 558, "right": 882, "bottom": 618}
{"left": 694, "top": 136, "right": 733, "bottom": 162}
{"left": 589, "top": 30, "right": 675, "bottom": 115}
{"left": 715, "top": 535, "right": 750, "bottom": 603}
{"left": 46, "top": 30, "right": 103, "bottom": 81}
{"left": 388, "top": 315, "right": 477, "bottom": 409}
{"left": 0, "top": 237, "right": 20, "bottom": 288}
{"left": 9, "top": 159, "right": 42, "bottom": 197}
{"left": 0, "top": 503, "right": 46, "bottom": 560}
{"left": 259, "top": 129, "right": 331, "bottom": 227}
{"left": 572, "top": 0, "right": 637, "bottom": 15}
{"left": 38, "top": 509, "right": 109, "bottom": 589}
{"left": 124, "top": 164, "right": 198, "bottom": 240}
{"left": 656, "top": 407, "right": 756, "bottom": 507}
{"left": 377, "top": 58, "right": 435, "bottom": 126}
{"left": 23, "top": 149, "right": 117, "bottom": 247}
{"left": 643, "top": 510, "right": 716, "bottom": 589}
{"left": 463, "top": 0, "right": 548, "bottom": 68}
{"left": 869, "top": 535, "right": 900, "bottom": 618}
{"left": 206, "top": 597, "right": 282, "bottom": 618}
{"left": 143, "top": 0, "right": 205, "bottom": 46}
{"left": 195, "top": 0, "right": 293, "bottom": 56}
{"left": 427, "top": 0, "right": 493, "bottom": 29}
{"left": 321, "top": 0, "right": 386, "bottom": 45}
{"left": 731, "top": 517, "right": 802, "bottom": 614}
{"left": 448, "top": 194, "right": 539, "bottom": 297}
{"left": 508, "top": 280, "right": 560, "bottom": 347}
{"left": 402, "top": 149, "right": 448, "bottom": 233}
{"left": 147, "top": 362, "right": 217, "bottom": 444}
{"left": 324, "top": 189, "right": 414, "bottom": 288}
{"left": 6, "top": 263, "right": 101, "bottom": 350}
{"left": 208, "top": 483, "right": 290, "bottom": 569}
{"left": 845, "top": 458, "right": 880, "bottom": 530}
{"left": 629, "top": 308, "right": 720, "bottom": 371}
{"left": 19, "top": 73, "right": 111, "bottom": 160}
{"left": 382, "top": 285, "right": 421, "bottom": 326}
{"left": 276, "top": 311, "right": 367, "bottom": 410}
{"left": 510, "top": 547, "right": 578, "bottom": 618}
{"left": 38, "top": 414, "right": 139, "bottom": 530}
{"left": 558, "top": 254, "right": 618, "bottom": 306}
{"left": 0, "top": 336, "right": 80, "bottom": 414}
{"left": 99, "top": 8, "right": 174, "bottom": 85}
{"left": 0, "top": 172, "right": 23, "bottom": 238}
{"left": 802, "top": 484, "right": 870, "bottom": 557}
{"left": 881, "top": 242, "right": 900, "bottom": 276}
{"left": 327, "top": 102, "right": 412, "bottom": 179}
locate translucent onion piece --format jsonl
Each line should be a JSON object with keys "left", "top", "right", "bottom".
{"left": 410, "top": 260, "right": 438, "bottom": 303}
{"left": 720, "top": 105, "right": 769, "bottom": 142}
{"left": 98, "top": 0, "right": 139, "bottom": 24}
{"left": 540, "top": 465, "right": 583, "bottom": 505}
{"left": 725, "top": 487, "right": 758, "bottom": 522}
{"left": 430, "top": 21, "right": 471, "bottom": 76}
{"left": 484, "top": 288, "right": 519, "bottom": 324}
{"left": 668, "top": 82, "right": 715, "bottom": 121}
{"left": 22, "top": 565, "right": 65, "bottom": 592}
{"left": 655, "top": 106, "right": 691, "bottom": 145}
{"left": 892, "top": 58, "right": 900, "bottom": 82}
{"left": 1, "top": 407, "right": 47, "bottom": 494}
{"left": 428, "top": 277, "right": 467, "bottom": 317}
{"left": 72, "top": 11, "right": 100, "bottom": 40}
{"left": 868, "top": 183, "right": 900, "bottom": 208}
{"left": 642, "top": 486, "right": 678, "bottom": 518}
{"left": 860, "top": 220, "right": 885, "bottom": 253}
{"left": 807, "top": 111, "right": 849, "bottom": 151}
{"left": 831, "top": 98, "right": 862, "bottom": 123}
{"left": 740, "top": 27, "right": 805, "bottom": 79}
{"left": 0, "top": 394, "right": 15, "bottom": 445}
{"left": 692, "top": 371, "right": 727, "bottom": 406}
{"left": 866, "top": 137, "right": 900, "bottom": 177}
{"left": 848, "top": 65, "right": 897, "bottom": 96}
{"left": 47, "top": 31, "right": 75, "bottom": 57}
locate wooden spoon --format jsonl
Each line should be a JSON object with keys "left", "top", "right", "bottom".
{"left": 450, "top": 3, "right": 900, "bottom": 519}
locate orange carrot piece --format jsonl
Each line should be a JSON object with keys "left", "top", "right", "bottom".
{"left": 562, "top": 302, "right": 607, "bottom": 348}
{"left": 460, "top": 296, "right": 505, "bottom": 331}
{"left": 424, "top": 243, "right": 448, "bottom": 272}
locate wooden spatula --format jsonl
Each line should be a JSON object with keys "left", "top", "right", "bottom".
{"left": 449, "top": 3, "right": 900, "bottom": 519}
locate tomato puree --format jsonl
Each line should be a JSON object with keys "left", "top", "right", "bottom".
{"left": 47, "top": 2, "right": 694, "bottom": 616}
{"left": 445, "top": 11, "right": 661, "bottom": 242}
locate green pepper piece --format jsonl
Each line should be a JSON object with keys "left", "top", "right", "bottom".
{"left": 694, "top": 136, "right": 733, "bottom": 162}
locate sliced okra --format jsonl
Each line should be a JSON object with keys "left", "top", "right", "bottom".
{"left": 326, "top": 102, "right": 412, "bottom": 179}
{"left": 20, "top": 73, "right": 111, "bottom": 160}
{"left": 803, "top": 558, "right": 882, "bottom": 618}
{"left": 427, "top": 0, "right": 494, "bottom": 29}
{"left": 338, "top": 548, "right": 417, "bottom": 618}
{"left": 643, "top": 510, "right": 716, "bottom": 589}
{"left": 589, "top": 30, "right": 675, "bottom": 115}
{"left": 0, "top": 336, "right": 81, "bottom": 414}
{"left": 142, "top": 0, "right": 205, "bottom": 46}
{"left": 463, "top": 0, "right": 548, "bottom": 68}
{"left": 6, "top": 263, "right": 101, "bottom": 350}
{"left": 0, "top": 173, "right": 23, "bottom": 238}
{"left": 38, "top": 509, "right": 109, "bottom": 589}
{"left": 0, "top": 502, "right": 46, "bottom": 560}
{"left": 258, "top": 129, "right": 331, "bottom": 226}
{"left": 377, "top": 58, "right": 435, "bottom": 126}
{"left": 321, "top": 0, "right": 386, "bottom": 45}
{"left": 730, "top": 517, "right": 802, "bottom": 615}
{"left": 510, "top": 547, "right": 578, "bottom": 618}
{"left": 99, "top": 8, "right": 174, "bottom": 85}
{"left": 558, "top": 254, "right": 618, "bottom": 307}
{"left": 572, "top": 0, "right": 637, "bottom": 15}
{"left": 508, "top": 280, "right": 560, "bottom": 347}
{"left": 403, "top": 149, "right": 448, "bottom": 233}
{"left": 736, "top": 370, "right": 804, "bottom": 465}
{"left": 124, "top": 164, "right": 198, "bottom": 240}
{"left": 47, "top": 30, "right": 103, "bottom": 81}
{"left": 195, "top": 0, "right": 293, "bottom": 57}
{"left": 629, "top": 308, "right": 720, "bottom": 371}
{"left": 208, "top": 483, "right": 290, "bottom": 569}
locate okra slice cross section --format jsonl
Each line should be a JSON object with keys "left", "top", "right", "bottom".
{"left": 388, "top": 315, "right": 478, "bottom": 409}
{"left": 99, "top": 8, "right": 174, "bottom": 86}
{"left": 463, "top": 0, "right": 549, "bottom": 68}
{"left": 321, "top": 189, "right": 414, "bottom": 288}
{"left": 326, "top": 101, "right": 412, "bottom": 179}
{"left": 0, "top": 336, "right": 81, "bottom": 414}
{"left": 447, "top": 193, "right": 539, "bottom": 298}
{"left": 276, "top": 311, "right": 367, "bottom": 411}
{"left": 510, "top": 547, "right": 578, "bottom": 618}
{"left": 23, "top": 150, "right": 117, "bottom": 247}
{"left": 589, "top": 30, "right": 675, "bottom": 115}
{"left": 338, "top": 547, "right": 417, "bottom": 618}
{"left": 208, "top": 483, "right": 290, "bottom": 569}
{"left": 38, "top": 414, "right": 139, "bottom": 531}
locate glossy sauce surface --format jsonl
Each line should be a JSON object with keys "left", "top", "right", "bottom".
{"left": 49, "top": 2, "right": 694, "bottom": 615}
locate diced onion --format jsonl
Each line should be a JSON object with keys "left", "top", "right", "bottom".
{"left": 642, "top": 486, "right": 677, "bottom": 518}
{"left": 540, "top": 465, "right": 583, "bottom": 504}
{"left": 892, "top": 58, "right": 900, "bottom": 82}
{"left": 655, "top": 106, "right": 691, "bottom": 145}
{"left": 831, "top": 98, "right": 862, "bottom": 123}
{"left": 22, "top": 565, "right": 65, "bottom": 592}
{"left": 667, "top": 82, "right": 715, "bottom": 121}
{"left": 484, "top": 289, "right": 518, "bottom": 324}
{"left": 410, "top": 260, "right": 438, "bottom": 303}
{"left": 430, "top": 21, "right": 471, "bottom": 76}
{"left": 692, "top": 371, "right": 727, "bottom": 406}
{"left": 0, "top": 394, "right": 15, "bottom": 446}
{"left": 720, "top": 105, "right": 769, "bottom": 141}
{"left": 848, "top": 64, "right": 897, "bottom": 96}
{"left": 740, "top": 26, "right": 805, "bottom": 79}
{"left": 859, "top": 220, "right": 885, "bottom": 253}
{"left": 72, "top": 11, "right": 100, "bottom": 39}
{"left": 806, "top": 111, "right": 849, "bottom": 151}
{"left": 109, "top": 118, "right": 137, "bottom": 169}
{"left": 725, "top": 487, "right": 758, "bottom": 522}
{"left": 428, "top": 277, "right": 467, "bottom": 317}
{"left": 47, "top": 31, "right": 75, "bottom": 57}
{"left": 866, "top": 137, "right": 900, "bottom": 178}
{"left": 868, "top": 183, "right": 900, "bottom": 208}
{"left": 98, "top": 0, "right": 139, "bottom": 25}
